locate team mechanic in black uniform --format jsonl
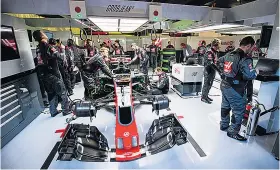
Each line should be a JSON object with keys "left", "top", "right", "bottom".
{"left": 82, "top": 48, "right": 113, "bottom": 100}
{"left": 218, "top": 36, "right": 258, "bottom": 141}
{"left": 147, "top": 39, "right": 159, "bottom": 71}
{"left": 33, "top": 30, "right": 70, "bottom": 117}
{"left": 128, "top": 43, "right": 149, "bottom": 75}
{"left": 49, "top": 38, "right": 74, "bottom": 96}
{"left": 66, "top": 39, "right": 85, "bottom": 88}
{"left": 201, "top": 38, "right": 221, "bottom": 104}
{"left": 148, "top": 67, "right": 169, "bottom": 95}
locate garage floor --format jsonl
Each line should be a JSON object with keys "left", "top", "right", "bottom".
{"left": 1, "top": 80, "right": 279, "bottom": 169}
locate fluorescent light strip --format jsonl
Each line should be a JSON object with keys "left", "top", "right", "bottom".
{"left": 221, "top": 30, "right": 261, "bottom": 35}
{"left": 182, "top": 24, "right": 243, "bottom": 33}
{"left": 88, "top": 17, "right": 147, "bottom": 32}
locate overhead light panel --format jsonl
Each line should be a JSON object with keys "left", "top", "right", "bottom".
{"left": 220, "top": 30, "right": 261, "bottom": 35}
{"left": 88, "top": 17, "right": 147, "bottom": 32}
{"left": 181, "top": 24, "right": 243, "bottom": 33}
{"left": 5, "top": 13, "right": 44, "bottom": 18}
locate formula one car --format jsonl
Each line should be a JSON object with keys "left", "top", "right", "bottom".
{"left": 109, "top": 55, "right": 131, "bottom": 69}
{"left": 55, "top": 60, "right": 198, "bottom": 162}
{"left": 86, "top": 58, "right": 149, "bottom": 100}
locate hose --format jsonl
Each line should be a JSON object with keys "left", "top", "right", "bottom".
{"left": 97, "top": 34, "right": 100, "bottom": 43}
{"left": 69, "top": 19, "right": 73, "bottom": 39}
{"left": 79, "top": 28, "right": 88, "bottom": 41}
{"left": 254, "top": 99, "right": 279, "bottom": 116}
{"left": 151, "top": 25, "right": 157, "bottom": 41}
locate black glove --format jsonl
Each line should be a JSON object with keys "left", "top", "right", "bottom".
{"left": 220, "top": 73, "right": 225, "bottom": 80}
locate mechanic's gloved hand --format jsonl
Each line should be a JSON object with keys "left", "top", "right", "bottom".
{"left": 220, "top": 73, "right": 225, "bottom": 80}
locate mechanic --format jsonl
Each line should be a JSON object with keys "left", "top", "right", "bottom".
{"left": 148, "top": 67, "right": 169, "bottom": 95}
{"left": 82, "top": 48, "right": 113, "bottom": 100}
{"left": 166, "top": 41, "right": 175, "bottom": 48}
{"left": 147, "top": 39, "right": 159, "bottom": 70}
{"left": 110, "top": 40, "right": 124, "bottom": 55}
{"left": 67, "top": 39, "right": 86, "bottom": 87}
{"left": 249, "top": 39, "right": 264, "bottom": 58}
{"left": 128, "top": 43, "right": 149, "bottom": 75}
{"left": 219, "top": 36, "right": 258, "bottom": 141}
{"left": 33, "top": 30, "right": 70, "bottom": 117}
{"left": 55, "top": 39, "right": 74, "bottom": 96}
{"left": 201, "top": 38, "right": 221, "bottom": 104}
{"left": 33, "top": 44, "right": 49, "bottom": 107}
{"left": 181, "top": 43, "right": 193, "bottom": 63}
{"left": 85, "top": 39, "right": 98, "bottom": 58}
{"left": 225, "top": 41, "right": 235, "bottom": 53}
{"left": 196, "top": 40, "right": 207, "bottom": 55}
{"left": 196, "top": 40, "right": 207, "bottom": 65}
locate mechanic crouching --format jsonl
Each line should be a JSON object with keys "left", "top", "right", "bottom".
{"left": 148, "top": 67, "right": 169, "bottom": 95}
{"left": 82, "top": 48, "right": 113, "bottom": 100}
{"left": 219, "top": 36, "right": 258, "bottom": 141}
{"left": 33, "top": 30, "right": 70, "bottom": 117}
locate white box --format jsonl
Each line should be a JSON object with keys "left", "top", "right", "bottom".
{"left": 172, "top": 64, "right": 204, "bottom": 83}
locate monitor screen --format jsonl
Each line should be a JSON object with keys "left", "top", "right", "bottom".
{"left": 1, "top": 25, "right": 20, "bottom": 62}
{"left": 255, "top": 58, "right": 279, "bottom": 74}
{"left": 259, "top": 26, "right": 273, "bottom": 48}
{"left": 45, "top": 32, "right": 53, "bottom": 39}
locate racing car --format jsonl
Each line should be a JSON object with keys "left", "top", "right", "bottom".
{"left": 55, "top": 60, "right": 199, "bottom": 162}
{"left": 108, "top": 55, "right": 131, "bottom": 69}
{"left": 85, "top": 57, "right": 149, "bottom": 100}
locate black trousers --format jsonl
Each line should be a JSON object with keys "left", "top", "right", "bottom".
{"left": 202, "top": 66, "right": 216, "bottom": 98}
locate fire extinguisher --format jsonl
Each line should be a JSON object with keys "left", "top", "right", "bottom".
{"left": 246, "top": 102, "right": 262, "bottom": 136}
{"left": 246, "top": 100, "right": 279, "bottom": 136}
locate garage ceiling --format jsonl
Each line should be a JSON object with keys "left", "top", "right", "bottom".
{"left": 130, "top": 0, "right": 256, "bottom": 8}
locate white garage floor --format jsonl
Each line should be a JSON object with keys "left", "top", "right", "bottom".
{"left": 1, "top": 81, "right": 279, "bottom": 169}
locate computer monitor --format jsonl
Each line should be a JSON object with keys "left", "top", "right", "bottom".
{"left": 255, "top": 58, "right": 279, "bottom": 74}
{"left": 1, "top": 25, "right": 20, "bottom": 62}
{"left": 259, "top": 26, "right": 273, "bottom": 48}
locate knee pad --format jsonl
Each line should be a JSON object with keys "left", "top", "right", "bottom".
{"left": 221, "top": 108, "right": 231, "bottom": 118}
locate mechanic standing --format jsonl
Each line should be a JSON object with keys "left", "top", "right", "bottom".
{"left": 219, "top": 36, "right": 258, "bottom": 141}
{"left": 201, "top": 38, "right": 221, "bottom": 104}
{"left": 56, "top": 39, "right": 74, "bottom": 96}
{"left": 147, "top": 39, "right": 159, "bottom": 71}
{"left": 85, "top": 39, "right": 98, "bottom": 58}
{"left": 196, "top": 40, "right": 207, "bottom": 65}
{"left": 67, "top": 39, "right": 86, "bottom": 87}
{"left": 225, "top": 41, "right": 235, "bottom": 53}
{"left": 128, "top": 43, "right": 149, "bottom": 75}
{"left": 111, "top": 40, "right": 124, "bottom": 55}
{"left": 82, "top": 48, "right": 113, "bottom": 100}
{"left": 33, "top": 30, "right": 70, "bottom": 117}
{"left": 34, "top": 44, "right": 49, "bottom": 107}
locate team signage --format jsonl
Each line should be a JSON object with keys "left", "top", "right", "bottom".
{"left": 149, "top": 4, "right": 162, "bottom": 21}
{"left": 69, "top": 0, "right": 87, "bottom": 19}
{"left": 106, "top": 5, "right": 135, "bottom": 13}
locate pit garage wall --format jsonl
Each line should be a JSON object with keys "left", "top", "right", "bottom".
{"left": 52, "top": 31, "right": 259, "bottom": 52}
{"left": 1, "top": 14, "right": 35, "bottom": 78}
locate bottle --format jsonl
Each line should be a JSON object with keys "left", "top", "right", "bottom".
{"left": 246, "top": 103, "right": 261, "bottom": 136}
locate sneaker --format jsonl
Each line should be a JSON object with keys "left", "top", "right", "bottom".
{"left": 220, "top": 126, "right": 229, "bottom": 131}
{"left": 43, "top": 101, "right": 50, "bottom": 107}
{"left": 201, "top": 97, "right": 212, "bottom": 104}
{"left": 51, "top": 111, "right": 61, "bottom": 117}
{"left": 62, "top": 111, "right": 71, "bottom": 116}
{"left": 68, "top": 91, "right": 74, "bottom": 96}
{"left": 227, "top": 132, "right": 247, "bottom": 141}
{"left": 207, "top": 96, "right": 213, "bottom": 101}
